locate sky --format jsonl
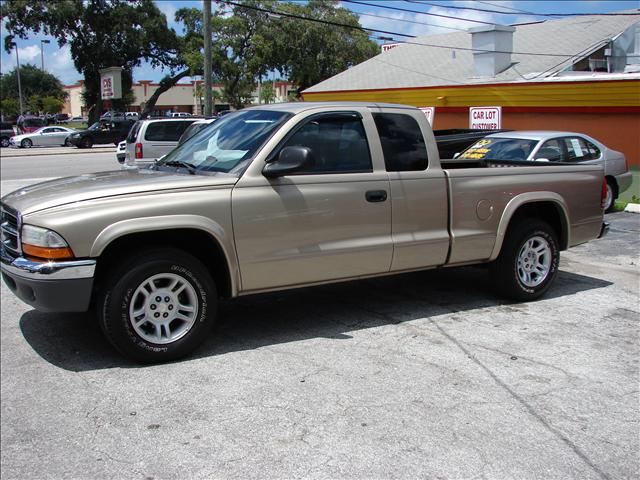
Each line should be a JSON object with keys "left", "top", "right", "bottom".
{"left": 0, "top": 0, "right": 638, "bottom": 86}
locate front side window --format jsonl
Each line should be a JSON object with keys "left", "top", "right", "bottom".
{"left": 280, "top": 113, "right": 372, "bottom": 174}
{"left": 460, "top": 137, "right": 538, "bottom": 161}
{"left": 156, "top": 109, "right": 291, "bottom": 174}
{"left": 536, "top": 139, "right": 564, "bottom": 162}
{"left": 373, "top": 113, "right": 428, "bottom": 171}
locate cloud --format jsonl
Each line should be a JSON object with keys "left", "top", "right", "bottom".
{"left": 156, "top": 0, "right": 177, "bottom": 23}
{"left": 18, "top": 45, "right": 41, "bottom": 62}
{"left": 48, "top": 44, "right": 82, "bottom": 85}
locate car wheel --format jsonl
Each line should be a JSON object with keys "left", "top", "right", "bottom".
{"left": 604, "top": 179, "right": 616, "bottom": 213}
{"left": 98, "top": 248, "right": 217, "bottom": 363}
{"left": 82, "top": 137, "right": 93, "bottom": 148}
{"left": 490, "top": 219, "right": 559, "bottom": 301}
{"left": 64, "top": 137, "right": 72, "bottom": 147}
{"left": 1, "top": 138, "right": 9, "bottom": 148}
{"left": 21, "top": 138, "right": 33, "bottom": 148}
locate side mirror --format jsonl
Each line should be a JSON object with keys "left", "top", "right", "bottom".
{"left": 453, "top": 152, "right": 460, "bottom": 159}
{"left": 263, "top": 146, "right": 314, "bottom": 178}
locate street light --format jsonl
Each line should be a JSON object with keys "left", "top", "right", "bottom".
{"left": 9, "top": 42, "right": 24, "bottom": 115}
{"left": 40, "top": 39, "right": 51, "bottom": 70}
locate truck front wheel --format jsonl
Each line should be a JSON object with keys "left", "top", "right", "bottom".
{"left": 490, "top": 219, "right": 559, "bottom": 301}
{"left": 98, "top": 248, "right": 217, "bottom": 363}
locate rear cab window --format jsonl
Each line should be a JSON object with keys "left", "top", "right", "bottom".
{"left": 372, "top": 112, "right": 428, "bottom": 171}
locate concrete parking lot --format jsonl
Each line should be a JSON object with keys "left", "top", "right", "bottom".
{"left": 1, "top": 157, "right": 638, "bottom": 479}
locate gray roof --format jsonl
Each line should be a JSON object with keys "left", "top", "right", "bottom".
{"left": 305, "top": 14, "right": 639, "bottom": 93}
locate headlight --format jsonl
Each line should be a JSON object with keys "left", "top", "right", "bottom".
{"left": 21, "top": 225, "right": 74, "bottom": 260}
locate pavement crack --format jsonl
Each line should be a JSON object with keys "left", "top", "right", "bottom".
{"left": 431, "top": 318, "right": 612, "bottom": 480}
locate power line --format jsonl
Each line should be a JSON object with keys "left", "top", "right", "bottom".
{"left": 357, "top": 9, "right": 467, "bottom": 32}
{"left": 403, "top": 0, "right": 531, "bottom": 15}
{"left": 475, "top": 1, "right": 537, "bottom": 16}
{"left": 342, "top": 0, "right": 497, "bottom": 25}
{"left": 221, "top": 1, "right": 630, "bottom": 59}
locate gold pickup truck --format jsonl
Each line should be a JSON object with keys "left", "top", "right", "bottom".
{"left": 1, "top": 102, "right": 608, "bottom": 362}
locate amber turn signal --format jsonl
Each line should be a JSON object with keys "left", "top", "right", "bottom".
{"left": 22, "top": 244, "right": 75, "bottom": 260}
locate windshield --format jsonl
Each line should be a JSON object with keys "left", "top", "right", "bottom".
{"left": 178, "top": 122, "right": 214, "bottom": 146}
{"left": 459, "top": 138, "right": 539, "bottom": 161}
{"left": 88, "top": 122, "right": 101, "bottom": 131}
{"left": 156, "top": 110, "right": 291, "bottom": 174}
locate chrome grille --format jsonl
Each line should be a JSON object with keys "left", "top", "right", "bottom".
{"left": 1, "top": 204, "right": 21, "bottom": 258}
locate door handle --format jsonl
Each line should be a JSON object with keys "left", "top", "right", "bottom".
{"left": 365, "top": 190, "right": 387, "bottom": 203}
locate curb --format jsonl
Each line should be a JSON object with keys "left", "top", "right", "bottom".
{"left": 0, "top": 147, "right": 115, "bottom": 158}
{"left": 624, "top": 203, "right": 640, "bottom": 214}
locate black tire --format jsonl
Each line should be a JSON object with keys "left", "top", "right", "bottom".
{"left": 604, "top": 178, "right": 616, "bottom": 213}
{"left": 1, "top": 137, "right": 9, "bottom": 148}
{"left": 21, "top": 138, "right": 32, "bottom": 148}
{"left": 82, "top": 137, "right": 93, "bottom": 148}
{"left": 490, "top": 219, "right": 559, "bottom": 301}
{"left": 98, "top": 248, "right": 217, "bottom": 363}
{"left": 64, "top": 137, "right": 72, "bottom": 147}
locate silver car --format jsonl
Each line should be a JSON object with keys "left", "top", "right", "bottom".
{"left": 460, "top": 131, "right": 632, "bottom": 212}
{"left": 9, "top": 126, "right": 77, "bottom": 148}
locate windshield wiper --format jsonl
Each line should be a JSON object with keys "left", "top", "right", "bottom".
{"left": 163, "top": 160, "right": 197, "bottom": 175}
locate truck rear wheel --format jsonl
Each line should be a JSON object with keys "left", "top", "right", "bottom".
{"left": 490, "top": 219, "right": 559, "bottom": 301}
{"left": 98, "top": 248, "right": 217, "bottom": 363}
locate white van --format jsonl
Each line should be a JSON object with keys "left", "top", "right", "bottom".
{"left": 124, "top": 118, "right": 197, "bottom": 166}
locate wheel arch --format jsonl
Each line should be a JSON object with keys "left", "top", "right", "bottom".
{"left": 489, "top": 193, "right": 570, "bottom": 261}
{"left": 91, "top": 216, "right": 239, "bottom": 298}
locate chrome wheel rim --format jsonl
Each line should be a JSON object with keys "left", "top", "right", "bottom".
{"left": 604, "top": 183, "right": 613, "bottom": 210}
{"left": 129, "top": 273, "right": 199, "bottom": 344}
{"left": 517, "top": 236, "right": 552, "bottom": 288}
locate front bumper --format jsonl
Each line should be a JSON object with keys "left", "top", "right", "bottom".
{"left": 1, "top": 252, "right": 96, "bottom": 312}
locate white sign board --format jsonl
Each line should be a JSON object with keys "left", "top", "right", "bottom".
{"left": 99, "top": 67, "right": 122, "bottom": 100}
{"left": 469, "top": 106, "right": 502, "bottom": 130}
{"left": 419, "top": 107, "right": 435, "bottom": 125}
{"left": 381, "top": 43, "right": 400, "bottom": 53}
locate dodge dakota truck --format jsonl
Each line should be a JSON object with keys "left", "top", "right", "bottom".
{"left": 1, "top": 102, "right": 608, "bottom": 363}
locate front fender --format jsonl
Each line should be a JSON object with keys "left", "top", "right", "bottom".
{"left": 90, "top": 214, "right": 239, "bottom": 296}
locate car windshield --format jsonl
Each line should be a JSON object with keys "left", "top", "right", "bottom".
{"left": 156, "top": 110, "right": 291, "bottom": 174}
{"left": 88, "top": 122, "right": 101, "bottom": 131}
{"left": 459, "top": 137, "right": 539, "bottom": 161}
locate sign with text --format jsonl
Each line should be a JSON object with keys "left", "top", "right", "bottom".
{"left": 381, "top": 43, "right": 400, "bottom": 53}
{"left": 419, "top": 107, "right": 435, "bottom": 125}
{"left": 469, "top": 106, "right": 502, "bottom": 130}
{"left": 99, "top": 67, "right": 123, "bottom": 100}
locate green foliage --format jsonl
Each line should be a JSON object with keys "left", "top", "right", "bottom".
{"left": 2, "top": 0, "right": 182, "bottom": 121}
{"left": 0, "top": 98, "right": 20, "bottom": 118}
{"left": 0, "top": 63, "right": 67, "bottom": 101}
{"left": 259, "top": 80, "right": 276, "bottom": 104}
{"left": 41, "top": 96, "right": 66, "bottom": 114}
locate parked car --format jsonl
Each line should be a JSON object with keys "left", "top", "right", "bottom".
{"left": 458, "top": 131, "right": 632, "bottom": 212}
{"left": 0, "top": 102, "right": 608, "bottom": 363}
{"left": 124, "top": 118, "right": 197, "bottom": 165}
{"left": 0, "top": 122, "right": 14, "bottom": 147}
{"left": 68, "top": 119, "right": 135, "bottom": 148}
{"left": 16, "top": 115, "right": 46, "bottom": 134}
{"left": 169, "top": 112, "right": 191, "bottom": 118}
{"left": 100, "top": 111, "right": 126, "bottom": 120}
{"left": 125, "top": 112, "right": 139, "bottom": 119}
{"left": 8, "top": 126, "right": 77, "bottom": 148}
{"left": 116, "top": 140, "right": 127, "bottom": 164}
{"left": 177, "top": 118, "right": 216, "bottom": 146}
{"left": 55, "top": 113, "right": 70, "bottom": 124}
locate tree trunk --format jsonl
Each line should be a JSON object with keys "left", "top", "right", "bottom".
{"left": 140, "top": 69, "right": 191, "bottom": 118}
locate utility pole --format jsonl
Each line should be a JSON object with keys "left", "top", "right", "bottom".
{"left": 40, "top": 39, "right": 50, "bottom": 70}
{"left": 203, "top": 0, "right": 212, "bottom": 117}
{"left": 10, "top": 42, "right": 24, "bottom": 115}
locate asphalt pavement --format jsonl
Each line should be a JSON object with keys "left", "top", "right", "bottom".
{"left": 0, "top": 154, "right": 638, "bottom": 480}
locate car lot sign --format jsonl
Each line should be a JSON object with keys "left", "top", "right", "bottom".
{"left": 99, "top": 67, "right": 122, "bottom": 100}
{"left": 419, "top": 107, "right": 435, "bottom": 125}
{"left": 469, "top": 106, "right": 501, "bottom": 130}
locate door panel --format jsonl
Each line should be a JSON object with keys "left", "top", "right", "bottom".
{"left": 232, "top": 176, "right": 392, "bottom": 291}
